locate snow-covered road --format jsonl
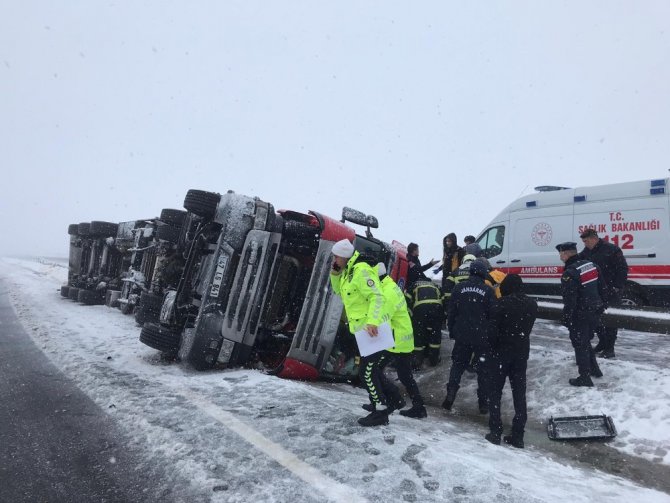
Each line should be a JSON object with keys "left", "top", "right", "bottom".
{"left": 1, "top": 256, "right": 669, "bottom": 503}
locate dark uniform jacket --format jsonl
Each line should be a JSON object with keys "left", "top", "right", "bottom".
{"left": 491, "top": 293, "right": 537, "bottom": 360}
{"left": 577, "top": 239, "right": 628, "bottom": 302}
{"left": 447, "top": 275, "right": 496, "bottom": 346}
{"left": 405, "top": 280, "right": 442, "bottom": 313}
{"left": 406, "top": 255, "right": 433, "bottom": 291}
{"left": 560, "top": 255, "right": 605, "bottom": 327}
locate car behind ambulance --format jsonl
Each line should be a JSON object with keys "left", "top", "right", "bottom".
{"left": 474, "top": 178, "right": 670, "bottom": 306}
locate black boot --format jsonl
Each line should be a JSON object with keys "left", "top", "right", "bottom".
{"left": 503, "top": 434, "right": 524, "bottom": 449}
{"left": 399, "top": 404, "right": 427, "bottom": 419}
{"left": 388, "top": 391, "right": 406, "bottom": 412}
{"left": 485, "top": 433, "right": 501, "bottom": 445}
{"left": 441, "top": 384, "right": 459, "bottom": 410}
{"left": 358, "top": 409, "right": 390, "bottom": 427}
{"left": 362, "top": 403, "right": 376, "bottom": 412}
{"left": 569, "top": 375, "right": 594, "bottom": 387}
{"left": 600, "top": 348, "right": 616, "bottom": 359}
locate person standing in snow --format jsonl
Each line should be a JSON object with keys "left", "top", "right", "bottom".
{"left": 441, "top": 260, "right": 496, "bottom": 414}
{"left": 406, "top": 242, "right": 438, "bottom": 292}
{"left": 362, "top": 263, "right": 427, "bottom": 419}
{"left": 405, "top": 278, "right": 444, "bottom": 369}
{"left": 437, "top": 233, "right": 465, "bottom": 292}
{"left": 577, "top": 228, "right": 628, "bottom": 359}
{"left": 485, "top": 274, "right": 537, "bottom": 448}
{"left": 557, "top": 242, "right": 605, "bottom": 387}
{"left": 330, "top": 239, "right": 403, "bottom": 427}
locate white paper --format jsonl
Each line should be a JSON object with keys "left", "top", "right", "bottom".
{"left": 354, "top": 322, "right": 394, "bottom": 357}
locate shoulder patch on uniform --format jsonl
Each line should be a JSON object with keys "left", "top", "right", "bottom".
{"left": 367, "top": 279, "right": 375, "bottom": 287}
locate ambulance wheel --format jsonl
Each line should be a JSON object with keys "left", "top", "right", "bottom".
{"left": 620, "top": 286, "right": 645, "bottom": 307}
{"left": 183, "top": 189, "right": 221, "bottom": 219}
{"left": 139, "top": 322, "right": 181, "bottom": 353}
{"left": 90, "top": 221, "right": 119, "bottom": 238}
{"left": 159, "top": 209, "right": 187, "bottom": 227}
{"left": 60, "top": 285, "right": 70, "bottom": 297}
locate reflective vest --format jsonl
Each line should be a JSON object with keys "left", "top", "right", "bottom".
{"left": 485, "top": 269, "right": 507, "bottom": 299}
{"left": 330, "top": 251, "right": 385, "bottom": 333}
{"left": 405, "top": 280, "right": 442, "bottom": 312}
{"left": 380, "top": 276, "right": 414, "bottom": 354}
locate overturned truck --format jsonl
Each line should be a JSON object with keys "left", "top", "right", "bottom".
{"left": 139, "top": 189, "right": 407, "bottom": 380}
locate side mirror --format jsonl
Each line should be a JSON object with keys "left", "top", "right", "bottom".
{"left": 341, "top": 207, "right": 379, "bottom": 229}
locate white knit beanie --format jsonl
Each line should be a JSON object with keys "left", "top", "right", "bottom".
{"left": 331, "top": 239, "right": 354, "bottom": 258}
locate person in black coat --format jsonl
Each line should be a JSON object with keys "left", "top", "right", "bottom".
{"left": 485, "top": 274, "right": 537, "bottom": 448}
{"left": 406, "top": 242, "right": 438, "bottom": 292}
{"left": 441, "top": 260, "right": 496, "bottom": 413}
{"left": 558, "top": 242, "right": 605, "bottom": 387}
{"left": 578, "top": 228, "right": 628, "bottom": 358}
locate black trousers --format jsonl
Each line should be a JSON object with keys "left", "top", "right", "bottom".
{"left": 568, "top": 311, "right": 599, "bottom": 376}
{"left": 448, "top": 341, "right": 490, "bottom": 407}
{"left": 488, "top": 353, "right": 527, "bottom": 436}
{"left": 382, "top": 352, "right": 423, "bottom": 406}
{"left": 360, "top": 351, "right": 399, "bottom": 407}
{"left": 412, "top": 304, "right": 443, "bottom": 364}
{"left": 595, "top": 290, "right": 621, "bottom": 351}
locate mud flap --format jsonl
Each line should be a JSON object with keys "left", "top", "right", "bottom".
{"left": 547, "top": 415, "right": 617, "bottom": 441}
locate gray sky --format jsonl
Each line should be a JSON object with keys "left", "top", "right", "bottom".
{"left": 1, "top": 1, "right": 669, "bottom": 261}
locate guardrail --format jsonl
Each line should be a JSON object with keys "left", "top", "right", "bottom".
{"left": 537, "top": 301, "right": 670, "bottom": 335}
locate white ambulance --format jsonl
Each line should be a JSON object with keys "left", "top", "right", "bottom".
{"left": 474, "top": 178, "right": 670, "bottom": 306}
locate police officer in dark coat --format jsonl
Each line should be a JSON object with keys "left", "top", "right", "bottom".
{"left": 557, "top": 242, "right": 605, "bottom": 387}
{"left": 578, "top": 228, "right": 628, "bottom": 358}
{"left": 485, "top": 274, "right": 537, "bottom": 448}
{"left": 441, "top": 260, "right": 496, "bottom": 413}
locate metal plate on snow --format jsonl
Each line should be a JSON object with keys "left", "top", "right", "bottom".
{"left": 547, "top": 415, "right": 617, "bottom": 441}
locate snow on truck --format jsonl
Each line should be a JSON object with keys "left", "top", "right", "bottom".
{"left": 139, "top": 189, "right": 409, "bottom": 380}
{"left": 474, "top": 178, "right": 670, "bottom": 306}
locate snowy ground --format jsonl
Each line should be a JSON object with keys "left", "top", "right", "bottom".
{"left": 1, "top": 256, "right": 669, "bottom": 503}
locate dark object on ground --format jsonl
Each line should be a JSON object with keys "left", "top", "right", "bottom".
{"left": 358, "top": 410, "right": 389, "bottom": 427}
{"left": 504, "top": 435, "right": 524, "bottom": 448}
{"left": 362, "top": 403, "right": 375, "bottom": 412}
{"left": 400, "top": 404, "right": 427, "bottom": 419}
{"left": 485, "top": 433, "right": 501, "bottom": 445}
{"left": 599, "top": 349, "right": 616, "bottom": 359}
{"left": 569, "top": 375, "right": 594, "bottom": 387}
{"left": 547, "top": 415, "right": 617, "bottom": 441}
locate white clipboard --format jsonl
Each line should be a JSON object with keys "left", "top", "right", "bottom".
{"left": 354, "top": 322, "right": 394, "bottom": 357}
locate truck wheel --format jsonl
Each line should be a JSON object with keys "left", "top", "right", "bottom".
{"left": 60, "top": 285, "right": 70, "bottom": 297}
{"left": 159, "top": 209, "right": 187, "bottom": 227}
{"left": 135, "top": 291, "right": 163, "bottom": 325}
{"left": 90, "top": 221, "right": 119, "bottom": 238}
{"left": 621, "top": 287, "right": 645, "bottom": 307}
{"left": 183, "top": 189, "right": 221, "bottom": 219}
{"left": 78, "top": 288, "right": 102, "bottom": 305}
{"left": 67, "top": 224, "right": 79, "bottom": 235}
{"left": 78, "top": 223, "right": 91, "bottom": 236}
{"left": 139, "top": 323, "right": 181, "bottom": 352}
{"left": 156, "top": 224, "right": 181, "bottom": 244}
{"left": 68, "top": 287, "right": 80, "bottom": 301}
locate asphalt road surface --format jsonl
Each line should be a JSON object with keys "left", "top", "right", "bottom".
{"left": 0, "top": 290, "right": 160, "bottom": 503}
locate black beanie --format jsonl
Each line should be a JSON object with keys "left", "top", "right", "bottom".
{"left": 500, "top": 274, "right": 523, "bottom": 296}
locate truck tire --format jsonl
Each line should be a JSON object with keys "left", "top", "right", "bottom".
{"left": 67, "top": 224, "right": 79, "bottom": 235}
{"left": 139, "top": 322, "right": 181, "bottom": 353}
{"left": 68, "top": 287, "right": 80, "bottom": 301}
{"left": 60, "top": 285, "right": 70, "bottom": 297}
{"left": 159, "top": 209, "right": 187, "bottom": 227}
{"left": 90, "top": 221, "right": 119, "bottom": 238}
{"left": 78, "top": 288, "right": 102, "bottom": 305}
{"left": 156, "top": 224, "right": 181, "bottom": 244}
{"left": 183, "top": 189, "right": 220, "bottom": 219}
{"left": 135, "top": 291, "right": 163, "bottom": 326}
{"left": 78, "top": 223, "right": 91, "bottom": 236}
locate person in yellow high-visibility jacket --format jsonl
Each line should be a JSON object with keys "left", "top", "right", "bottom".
{"left": 330, "top": 239, "right": 402, "bottom": 427}
{"left": 374, "top": 262, "right": 427, "bottom": 419}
